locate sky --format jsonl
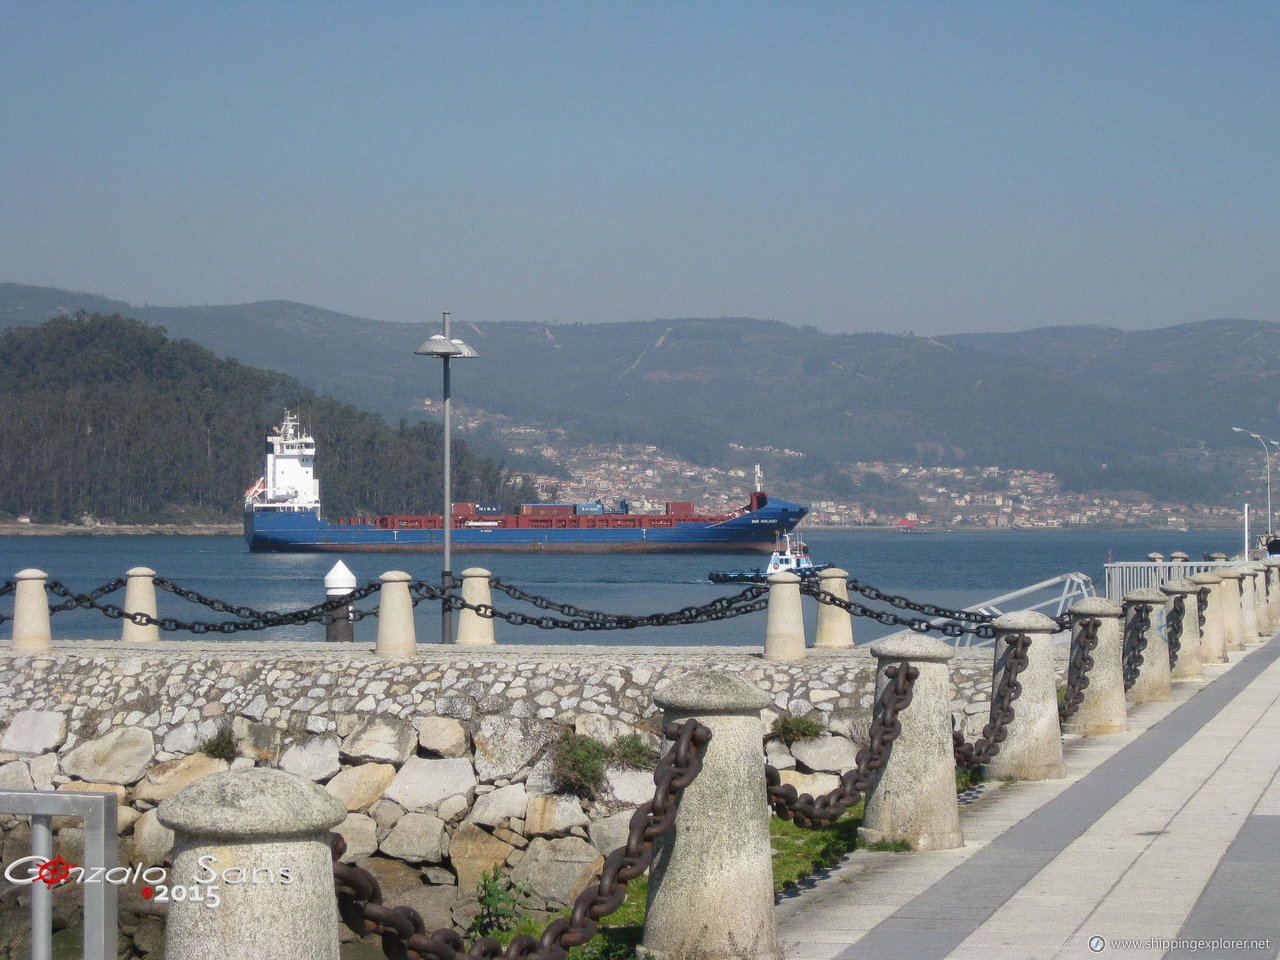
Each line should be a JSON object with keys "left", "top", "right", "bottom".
{"left": 2, "top": 2, "right": 1278, "bottom": 335}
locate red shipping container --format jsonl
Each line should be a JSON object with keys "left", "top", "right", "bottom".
{"left": 665, "top": 501, "right": 695, "bottom": 515}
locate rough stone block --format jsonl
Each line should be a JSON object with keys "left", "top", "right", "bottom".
{"left": 1, "top": 710, "right": 67, "bottom": 757}
{"left": 336, "top": 813, "right": 379, "bottom": 860}
{"left": 61, "top": 728, "right": 155, "bottom": 785}
{"left": 326, "top": 763, "right": 397, "bottom": 812}
{"left": 586, "top": 809, "right": 634, "bottom": 857}
{"left": 604, "top": 768, "right": 653, "bottom": 806}
{"left": 472, "top": 717, "right": 551, "bottom": 783}
{"left": 380, "top": 812, "right": 446, "bottom": 863}
{"left": 449, "top": 821, "right": 515, "bottom": 894}
{"left": 384, "top": 757, "right": 476, "bottom": 812}
{"left": 131, "top": 809, "right": 174, "bottom": 868}
{"left": 417, "top": 716, "right": 470, "bottom": 758}
{"left": 789, "top": 735, "right": 858, "bottom": 774}
{"left": 0, "top": 760, "right": 34, "bottom": 792}
{"left": 280, "top": 737, "right": 341, "bottom": 782}
{"left": 131, "top": 754, "right": 229, "bottom": 804}
{"left": 341, "top": 716, "right": 417, "bottom": 765}
{"left": 525, "top": 794, "right": 590, "bottom": 837}
{"left": 509, "top": 836, "right": 603, "bottom": 907}
{"left": 467, "top": 784, "right": 529, "bottom": 828}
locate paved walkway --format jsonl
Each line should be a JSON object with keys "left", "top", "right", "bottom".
{"left": 776, "top": 636, "right": 1280, "bottom": 960}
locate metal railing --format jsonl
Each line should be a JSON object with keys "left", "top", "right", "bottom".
{"left": 0, "top": 790, "right": 118, "bottom": 960}
{"left": 947, "top": 572, "right": 1097, "bottom": 647}
{"left": 1103, "top": 560, "right": 1238, "bottom": 601}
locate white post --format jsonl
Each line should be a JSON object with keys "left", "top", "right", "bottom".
{"left": 1123, "top": 588, "right": 1173, "bottom": 704}
{"left": 1190, "top": 571, "right": 1226, "bottom": 664}
{"left": 762, "top": 572, "right": 805, "bottom": 661}
{"left": 812, "top": 568, "right": 854, "bottom": 649}
{"left": 456, "top": 568, "right": 496, "bottom": 646}
{"left": 982, "top": 611, "right": 1065, "bottom": 782}
{"left": 375, "top": 570, "right": 416, "bottom": 658}
{"left": 1160, "top": 579, "right": 1204, "bottom": 680}
{"left": 11, "top": 568, "right": 52, "bottom": 653}
{"left": 122, "top": 567, "right": 160, "bottom": 643}
{"left": 1062, "top": 598, "right": 1127, "bottom": 736}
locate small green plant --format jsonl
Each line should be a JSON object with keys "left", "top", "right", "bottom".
{"left": 955, "top": 766, "right": 985, "bottom": 794}
{"left": 466, "top": 866, "right": 533, "bottom": 939}
{"left": 199, "top": 724, "right": 237, "bottom": 762}
{"left": 549, "top": 731, "right": 659, "bottom": 799}
{"left": 769, "top": 715, "right": 825, "bottom": 746}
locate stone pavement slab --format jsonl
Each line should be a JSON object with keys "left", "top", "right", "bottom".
{"left": 777, "top": 638, "right": 1280, "bottom": 960}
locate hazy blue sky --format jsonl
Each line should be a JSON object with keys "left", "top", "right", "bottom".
{"left": 2, "top": 2, "right": 1277, "bottom": 334}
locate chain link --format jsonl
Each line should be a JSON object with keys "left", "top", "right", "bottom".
{"left": 42, "top": 579, "right": 382, "bottom": 635}
{"left": 843, "top": 579, "right": 993, "bottom": 623}
{"left": 333, "top": 718, "right": 711, "bottom": 960}
{"left": 765, "top": 661, "right": 919, "bottom": 828}
{"left": 0, "top": 579, "right": 14, "bottom": 624}
{"left": 47, "top": 577, "right": 127, "bottom": 614}
{"left": 1197, "top": 587, "right": 1209, "bottom": 637}
{"left": 1121, "top": 602, "right": 1151, "bottom": 692}
{"left": 1058, "top": 618, "right": 1099, "bottom": 724}
{"left": 953, "top": 632, "right": 1032, "bottom": 767}
{"left": 802, "top": 582, "right": 997, "bottom": 640}
{"left": 1165, "top": 595, "right": 1184, "bottom": 670}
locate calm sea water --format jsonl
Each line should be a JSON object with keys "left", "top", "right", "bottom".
{"left": 0, "top": 528, "right": 1239, "bottom": 647}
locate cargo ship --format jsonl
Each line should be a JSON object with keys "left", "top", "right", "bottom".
{"left": 243, "top": 413, "right": 807, "bottom": 553}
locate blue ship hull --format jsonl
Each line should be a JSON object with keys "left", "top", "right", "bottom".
{"left": 243, "top": 498, "right": 807, "bottom": 553}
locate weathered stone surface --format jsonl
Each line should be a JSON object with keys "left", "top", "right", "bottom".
{"left": 353, "top": 855, "right": 423, "bottom": 900}
{"left": 369, "top": 799, "right": 405, "bottom": 839}
{"left": 132, "top": 754, "right": 229, "bottom": 804}
{"left": 764, "top": 740, "right": 796, "bottom": 770}
{"left": 524, "top": 754, "right": 557, "bottom": 796}
{"left": 384, "top": 757, "right": 476, "bottom": 812}
{"left": 509, "top": 837, "right": 604, "bottom": 907}
{"left": 418, "top": 716, "right": 470, "bottom": 758}
{"left": 342, "top": 715, "right": 417, "bottom": 765}
{"left": 336, "top": 813, "right": 379, "bottom": 860}
{"left": 472, "top": 717, "right": 550, "bottom": 782}
{"left": 280, "top": 737, "right": 341, "bottom": 782}
{"left": 776, "top": 768, "right": 840, "bottom": 797}
{"left": 162, "top": 720, "right": 220, "bottom": 755}
{"left": 586, "top": 809, "right": 634, "bottom": 856}
{"left": 326, "top": 763, "right": 397, "bottom": 812}
{"left": 0, "top": 760, "right": 34, "bottom": 792}
{"left": 230, "top": 717, "right": 282, "bottom": 763}
{"left": 449, "top": 821, "right": 515, "bottom": 893}
{"left": 604, "top": 768, "right": 653, "bottom": 806}
{"left": 573, "top": 714, "right": 633, "bottom": 745}
{"left": 466, "top": 784, "right": 528, "bottom": 828}
{"left": 1, "top": 710, "right": 67, "bottom": 756}
{"left": 131, "top": 809, "right": 174, "bottom": 867}
{"left": 525, "top": 794, "right": 589, "bottom": 837}
{"left": 62, "top": 728, "right": 155, "bottom": 785}
{"left": 28, "top": 752, "right": 58, "bottom": 791}
{"left": 380, "top": 812, "right": 446, "bottom": 863}
{"left": 789, "top": 735, "right": 858, "bottom": 774}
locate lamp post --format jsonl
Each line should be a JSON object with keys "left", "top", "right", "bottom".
{"left": 416, "top": 312, "right": 478, "bottom": 643}
{"left": 1232, "top": 427, "right": 1278, "bottom": 540}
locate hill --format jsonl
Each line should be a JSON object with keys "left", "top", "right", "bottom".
{"left": 0, "top": 312, "right": 533, "bottom": 524}
{"left": 1, "top": 284, "right": 1266, "bottom": 506}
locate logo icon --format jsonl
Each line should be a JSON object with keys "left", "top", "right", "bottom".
{"left": 35, "top": 857, "right": 75, "bottom": 888}
{"left": 1089, "top": 936, "right": 1105, "bottom": 952}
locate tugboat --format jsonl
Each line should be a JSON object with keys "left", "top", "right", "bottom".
{"left": 708, "top": 533, "right": 830, "bottom": 583}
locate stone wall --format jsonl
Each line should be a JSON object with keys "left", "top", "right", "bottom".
{"left": 0, "top": 639, "right": 1064, "bottom": 956}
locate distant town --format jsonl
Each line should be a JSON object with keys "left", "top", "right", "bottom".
{"left": 458, "top": 412, "right": 1245, "bottom": 531}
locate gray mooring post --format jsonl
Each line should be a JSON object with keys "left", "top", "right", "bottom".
{"left": 763, "top": 571, "right": 805, "bottom": 661}
{"left": 1160, "top": 578, "right": 1204, "bottom": 680}
{"left": 122, "top": 566, "right": 160, "bottom": 643}
{"left": 1239, "top": 565, "right": 1261, "bottom": 646}
{"left": 983, "top": 611, "right": 1065, "bottom": 782}
{"left": 1249, "top": 562, "right": 1270, "bottom": 639}
{"left": 11, "top": 568, "right": 52, "bottom": 653}
{"left": 1062, "top": 598, "right": 1127, "bottom": 737}
{"left": 323, "top": 560, "right": 356, "bottom": 642}
{"left": 1190, "top": 571, "right": 1226, "bottom": 664}
{"left": 1265, "top": 558, "right": 1280, "bottom": 628}
{"left": 375, "top": 570, "right": 416, "bottom": 657}
{"left": 1216, "top": 567, "right": 1246, "bottom": 653}
{"left": 812, "top": 567, "right": 855, "bottom": 649}
{"left": 1123, "top": 588, "right": 1173, "bottom": 704}
{"left": 158, "top": 768, "right": 346, "bottom": 960}
{"left": 642, "top": 671, "right": 781, "bottom": 960}
{"left": 859, "top": 634, "right": 961, "bottom": 850}
{"left": 456, "top": 568, "right": 496, "bottom": 646}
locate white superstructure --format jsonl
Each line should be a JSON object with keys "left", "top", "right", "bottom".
{"left": 245, "top": 411, "right": 320, "bottom": 512}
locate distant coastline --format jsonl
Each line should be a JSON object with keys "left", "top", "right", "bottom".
{"left": 0, "top": 522, "right": 240, "bottom": 537}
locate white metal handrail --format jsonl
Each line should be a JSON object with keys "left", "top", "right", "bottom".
{"left": 0, "top": 790, "right": 118, "bottom": 960}
{"left": 1103, "top": 560, "right": 1238, "bottom": 601}
{"left": 948, "top": 571, "right": 1097, "bottom": 647}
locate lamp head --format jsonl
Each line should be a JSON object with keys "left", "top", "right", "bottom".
{"left": 415, "top": 335, "right": 461, "bottom": 358}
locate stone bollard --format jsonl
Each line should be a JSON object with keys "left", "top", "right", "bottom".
{"left": 1216, "top": 568, "right": 1246, "bottom": 653}
{"left": 158, "top": 768, "right": 346, "bottom": 960}
{"left": 642, "top": 671, "right": 780, "bottom": 960}
{"left": 812, "top": 568, "right": 855, "bottom": 649}
{"left": 1238, "top": 566, "right": 1261, "bottom": 645}
{"left": 1062, "top": 598, "right": 1127, "bottom": 736}
{"left": 1190, "top": 572, "right": 1226, "bottom": 664}
{"left": 982, "top": 611, "right": 1065, "bottom": 782}
{"left": 1250, "top": 562, "right": 1270, "bottom": 638}
{"left": 1266, "top": 558, "right": 1280, "bottom": 630}
{"left": 121, "top": 566, "right": 160, "bottom": 643}
{"left": 1123, "top": 588, "right": 1173, "bottom": 704}
{"left": 375, "top": 570, "right": 416, "bottom": 658}
{"left": 323, "top": 560, "right": 356, "bottom": 643}
{"left": 1160, "top": 579, "right": 1204, "bottom": 680}
{"left": 762, "top": 571, "right": 805, "bottom": 661}
{"left": 11, "top": 569, "right": 52, "bottom": 653}
{"left": 456, "top": 568, "right": 496, "bottom": 646}
{"left": 858, "top": 635, "right": 960, "bottom": 850}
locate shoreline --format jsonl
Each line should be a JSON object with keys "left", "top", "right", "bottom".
{"left": 0, "top": 523, "right": 240, "bottom": 537}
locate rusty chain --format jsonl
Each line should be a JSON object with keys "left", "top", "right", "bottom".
{"left": 1121, "top": 602, "right": 1151, "bottom": 692}
{"left": 409, "top": 579, "right": 769, "bottom": 632}
{"left": 765, "top": 661, "right": 919, "bottom": 828}
{"left": 1058, "top": 617, "right": 1099, "bottom": 723}
{"left": 47, "top": 577, "right": 126, "bottom": 613}
{"left": 802, "top": 582, "right": 997, "bottom": 640}
{"left": 42, "top": 579, "right": 382, "bottom": 634}
{"left": 953, "top": 632, "right": 1032, "bottom": 767}
{"left": 843, "top": 579, "right": 993, "bottom": 624}
{"left": 0, "top": 579, "right": 14, "bottom": 624}
{"left": 1165, "top": 595, "right": 1184, "bottom": 670}
{"left": 1197, "top": 587, "right": 1210, "bottom": 636}
{"left": 332, "top": 718, "right": 711, "bottom": 960}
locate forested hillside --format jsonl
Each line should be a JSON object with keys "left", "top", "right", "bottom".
{"left": 0, "top": 314, "right": 533, "bottom": 523}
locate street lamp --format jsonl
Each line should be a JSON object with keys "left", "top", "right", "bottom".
{"left": 1232, "top": 427, "right": 1279, "bottom": 540}
{"left": 416, "top": 312, "right": 478, "bottom": 643}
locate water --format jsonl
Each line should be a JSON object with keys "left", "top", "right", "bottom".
{"left": 0, "top": 528, "right": 1237, "bottom": 646}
